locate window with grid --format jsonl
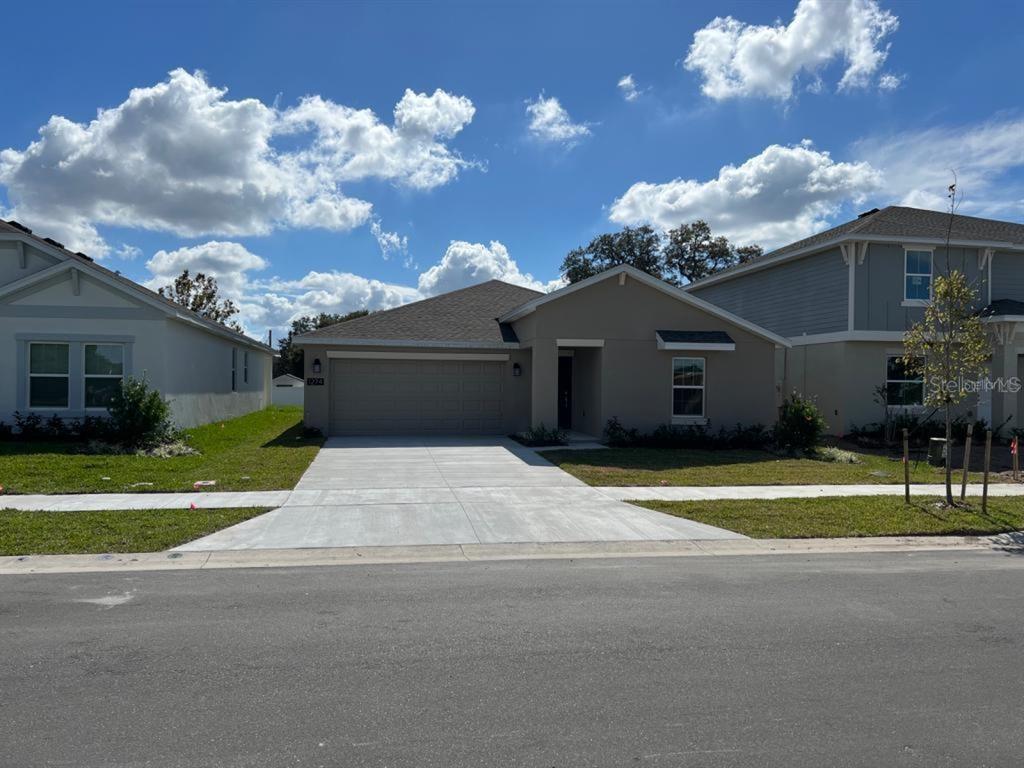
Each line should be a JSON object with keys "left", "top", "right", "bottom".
{"left": 84, "top": 344, "right": 124, "bottom": 409}
{"left": 29, "top": 343, "right": 70, "bottom": 409}
{"left": 672, "top": 357, "right": 705, "bottom": 418}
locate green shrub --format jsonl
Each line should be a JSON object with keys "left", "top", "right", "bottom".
{"left": 604, "top": 417, "right": 640, "bottom": 447}
{"left": 513, "top": 423, "right": 567, "bottom": 447}
{"left": 107, "top": 377, "right": 174, "bottom": 447}
{"left": 774, "top": 392, "right": 827, "bottom": 454}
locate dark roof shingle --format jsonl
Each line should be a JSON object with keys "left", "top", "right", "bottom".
{"left": 767, "top": 206, "right": 1024, "bottom": 260}
{"left": 656, "top": 330, "right": 735, "bottom": 345}
{"left": 298, "top": 280, "right": 544, "bottom": 345}
{"left": 699, "top": 206, "right": 1024, "bottom": 285}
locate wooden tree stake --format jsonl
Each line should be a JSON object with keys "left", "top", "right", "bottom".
{"left": 903, "top": 428, "right": 910, "bottom": 504}
{"left": 982, "top": 430, "right": 992, "bottom": 514}
{"left": 960, "top": 423, "right": 973, "bottom": 501}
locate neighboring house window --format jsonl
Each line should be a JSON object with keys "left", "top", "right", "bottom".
{"left": 672, "top": 357, "right": 705, "bottom": 418}
{"left": 243, "top": 351, "right": 249, "bottom": 385}
{"left": 886, "top": 355, "right": 924, "bottom": 407}
{"left": 231, "top": 348, "right": 237, "bottom": 392}
{"left": 28, "top": 343, "right": 70, "bottom": 409}
{"left": 84, "top": 344, "right": 125, "bottom": 409}
{"left": 905, "top": 249, "right": 933, "bottom": 302}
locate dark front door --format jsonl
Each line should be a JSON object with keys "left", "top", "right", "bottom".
{"left": 557, "top": 356, "right": 573, "bottom": 430}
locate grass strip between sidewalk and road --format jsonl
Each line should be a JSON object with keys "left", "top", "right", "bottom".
{"left": 0, "top": 507, "right": 270, "bottom": 556}
{"left": 542, "top": 447, "right": 990, "bottom": 487}
{"left": 633, "top": 496, "right": 1024, "bottom": 539}
{"left": 0, "top": 406, "right": 322, "bottom": 494}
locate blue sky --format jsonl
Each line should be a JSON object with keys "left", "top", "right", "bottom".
{"left": 2, "top": 0, "right": 1023, "bottom": 337}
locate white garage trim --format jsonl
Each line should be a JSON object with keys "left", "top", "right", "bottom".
{"left": 326, "top": 351, "right": 510, "bottom": 361}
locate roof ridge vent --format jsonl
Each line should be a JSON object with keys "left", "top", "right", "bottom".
{"left": 857, "top": 207, "right": 880, "bottom": 218}
{"left": 74, "top": 251, "right": 94, "bottom": 262}
{"left": 6, "top": 220, "right": 33, "bottom": 234}
{"left": 43, "top": 236, "right": 65, "bottom": 249}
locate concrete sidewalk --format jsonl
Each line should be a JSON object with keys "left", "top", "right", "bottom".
{"left": 3, "top": 533, "right": 1018, "bottom": 575}
{"left": 5, "top": 482, "right": 1024, "bottom": 511}
{"left": 596, "top": 482, "right": 1024, "bottom": 501}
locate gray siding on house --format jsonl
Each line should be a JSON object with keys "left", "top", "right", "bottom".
{"left": 690, "top": 247, "right": 847, "bottom": 337}
{"left": 991, "top": 250, "right": 1024, "bottom": 302}
{"left": 854, "top": 244, "right": 988, "bottom": 331}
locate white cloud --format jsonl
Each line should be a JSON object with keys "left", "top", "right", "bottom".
{"left": 853, "top": 117, "right": 1024, "bottom": 216}
{"left": 617, "top": 74, "right": 642, "bottom": 102}
{"left": 145, "top": 241, "right": 268, "bottom": 297}
{"left": 0, "top": 69, "right": 476, "bottom": 256}
{"left": 609, "top": 140, "right": 882, "bottom": 247}
{"left": 525, "top": 95, "right": 591, "bottom": 145}
{"left": 370, "top": 220, "right": 409, "bottom": 260}
{"left": 417, "top": 240, "right": 563, "bottom": 296}
{"left": 114, "top": 243, "right": 142, "bottom": 261}
{"left": 878, "top": 73, "right": 902, "bottom": 91}
{"left": 176, "top": 238, "right": 559, "bottom": 336}
{"left": 684, "top": 0, "right": 900, "bottom": 101}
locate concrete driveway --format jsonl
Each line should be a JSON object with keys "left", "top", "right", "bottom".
{"left": 180, "top": 436, "right": 741, "bottom": 550}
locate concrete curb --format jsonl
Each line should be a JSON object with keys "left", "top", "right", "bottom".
{"left": 2, "top": 534, "right": 1017, "bottom": 575}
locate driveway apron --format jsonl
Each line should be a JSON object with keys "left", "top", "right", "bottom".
{"left": 179, "top": 436, "right": 741, "bottom": 550}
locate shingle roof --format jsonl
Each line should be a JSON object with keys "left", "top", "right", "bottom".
{"left": 298, "top": 280, "right": 544, "bottom": 345}
{"left": 980, "top": 299, "right": 1024, "bottom": 318}
{"left": 656, "top": 330, "right": 735, "bottom": 345}
{"left": 694, "top": 206, "right": 1024, "bottom": 286}
{"left": 767, "top": 206, "right": 1024, "bottom": 260}
{"left": 0, "top": 220, "right": 272, "bottom": 352}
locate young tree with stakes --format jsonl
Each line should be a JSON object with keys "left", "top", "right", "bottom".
{"left": 903, "top": 182, "right": 991, "bottom": 505}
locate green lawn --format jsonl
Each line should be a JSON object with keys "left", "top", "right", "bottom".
{"left": 540, "top": 447, "right": 991, "bottom": 487}
{"left": 634, "top": 496, "right": 1024, "bottom": 539}
{"left": 0, "top": 406, "right": 322, "bottom": 494}
{"left": 0, "top": 507, "right": 270, "bottom": 555}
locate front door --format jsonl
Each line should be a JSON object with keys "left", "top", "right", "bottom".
{"left": 557, "top": 356, "right": 573, "bottom": 430}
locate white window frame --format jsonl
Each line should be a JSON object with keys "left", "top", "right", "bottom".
{"left": 231, "top": 348, "right": 238, "bottom": 392}
{"left": 27, "top": 341, "right": 71, "bottom": 411}
{"left": 82, "top": 343, "right": 125, "bottom": 411}
{"left": 903, "top": 247, "right": 934, "bottom": 306}
{"left": 885, "top": 354, "right": 925, "bottom": 410}
{"left": 671, "top": 356, "right": 707, "bottom": 423}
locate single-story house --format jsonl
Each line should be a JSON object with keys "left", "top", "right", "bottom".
{"left": 271, "top": 373, "right": 305, "bottom": 406}
{"left": 296, "top": 264, "right": 790, "bottom": 436}
{"left": 0, "top": 220, "right": 273, "bottom": 428}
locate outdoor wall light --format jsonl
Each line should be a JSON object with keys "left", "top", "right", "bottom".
{"left": 312, "top": 358, "right": 322, "bottom": 374}
{"left": 512, "top": 363, "right": 522, "bottom": 377}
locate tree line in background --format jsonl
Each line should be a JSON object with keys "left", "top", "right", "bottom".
{"left": 560, "top": 220, "right": 763, "bottom": 285}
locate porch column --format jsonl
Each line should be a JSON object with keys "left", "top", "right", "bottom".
{"left": 991, "top": 336, "right": 1019, "bottom": 431}
{"left": 530, "top": 338, "right": 558, "bottom": 429}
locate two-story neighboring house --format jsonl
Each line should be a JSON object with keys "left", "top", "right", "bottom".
{"left": 687, "top": 206, "right": 1024, "bottom": 435}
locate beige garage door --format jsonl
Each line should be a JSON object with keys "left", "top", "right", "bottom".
{"left": 329, "top": 358, "right": 505, "bottom": 435}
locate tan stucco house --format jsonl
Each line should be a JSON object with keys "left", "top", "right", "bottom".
{"left": 296, "top": 264, "right": 790, "bottom": 437}
{"left": 0, "top": 220, "right": 273, "bottom": 428}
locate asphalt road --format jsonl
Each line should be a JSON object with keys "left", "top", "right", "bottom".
{"left": 3, "top": 551, "right": 1024, "bottom": 768}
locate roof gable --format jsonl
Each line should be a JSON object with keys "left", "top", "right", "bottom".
{"left": 297, "top": 280, "right": 544, "bottom": 347}
{"left": 0, "top": 220, "right": 273, "bottom": 352}
{"left": 498, "top": 264, "right": 791, "bottom": 347}
{"left": 687, "top": 205, "right": 1024, "bottom": 290}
